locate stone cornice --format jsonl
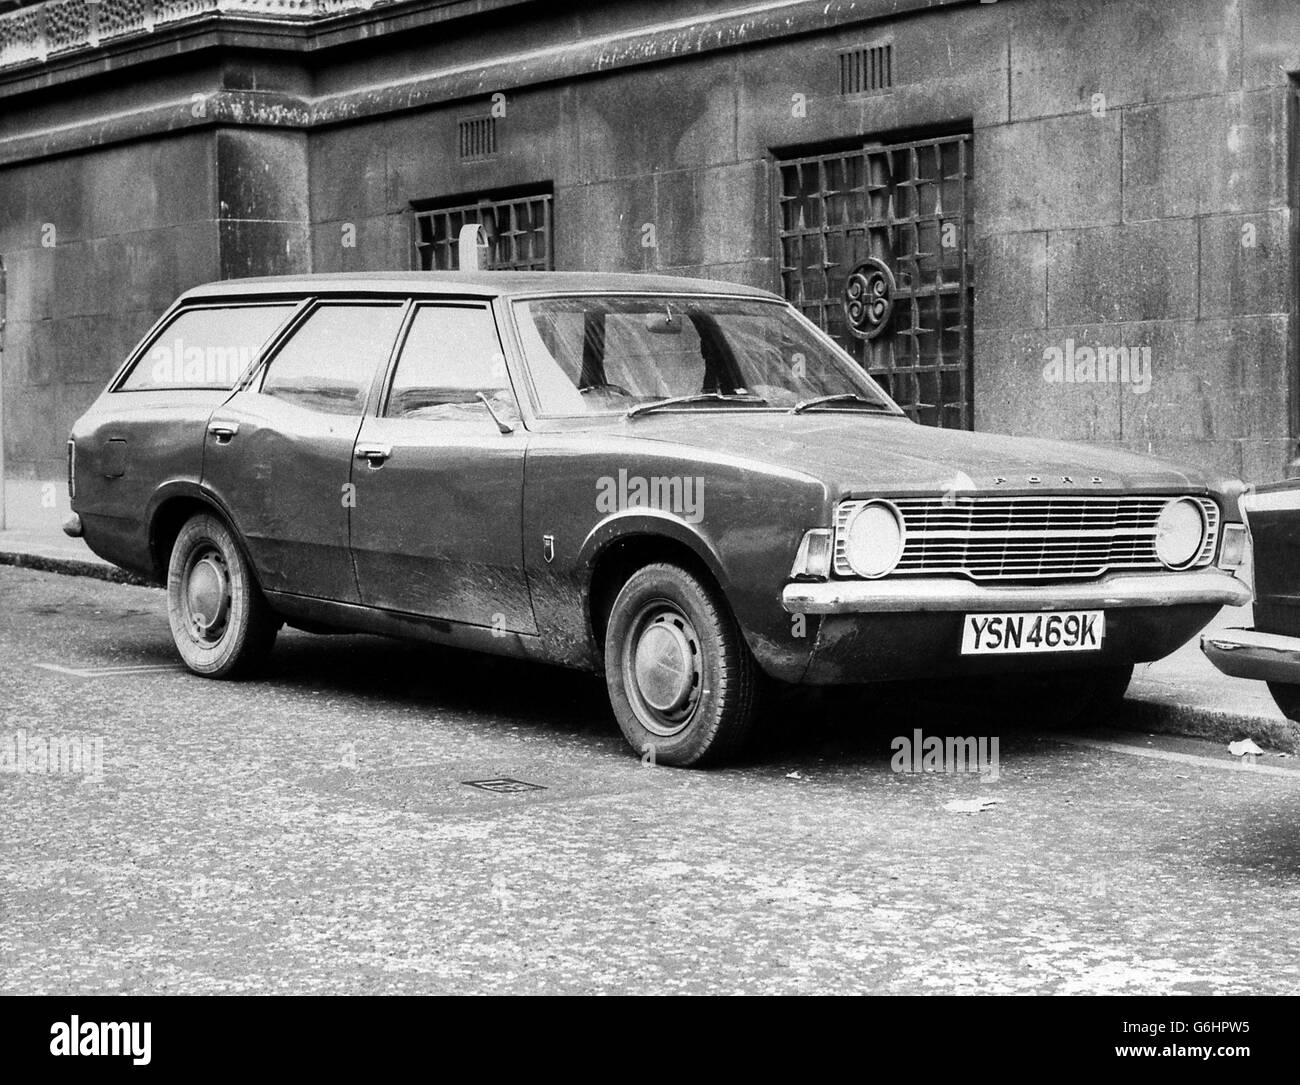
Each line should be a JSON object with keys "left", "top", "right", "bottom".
{"left": 0, "top": 0, "right": 517, "bottom": 72}
{"left": 0, "top": 0, "right": 961, "bottom": 166}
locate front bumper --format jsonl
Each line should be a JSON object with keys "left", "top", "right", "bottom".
{"left": 782, "top": 569, "right": 1251, "bottom": 615}
{"left": 1201, "top": 628, "right": 1300, "bottom": 685}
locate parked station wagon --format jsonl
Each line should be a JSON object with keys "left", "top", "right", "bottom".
{"left": 67, "top": 271, "right": 1253, "bottom": 765}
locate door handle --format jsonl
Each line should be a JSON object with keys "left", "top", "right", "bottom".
{"left": 354, "top": 443, "right": 393, "bottom": 467}
{"left": 207, "top": 421, "right": 239, "bottom": 444}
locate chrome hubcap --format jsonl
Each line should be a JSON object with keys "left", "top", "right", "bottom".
{"left": 186, "top": 549, "right": 231, "bottom": 642}
{"left": 634, "top": 620, "right": 695, "bottom": 712}
{"left": 626, "top": 606, "right": 702, "bottom": 737}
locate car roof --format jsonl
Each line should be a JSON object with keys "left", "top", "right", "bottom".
{"left": 179, "top": 270, "right": 783, "bottom": 302}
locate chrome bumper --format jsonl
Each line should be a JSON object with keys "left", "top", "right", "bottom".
{"left": 782, "top": 569, "right": 1252, "bottom": 615}
{"left": 62, "top": 513, "right": 82, "bottom": 538}
{"left": 1201, "top": 627, "right": 1300, "bottom": 684}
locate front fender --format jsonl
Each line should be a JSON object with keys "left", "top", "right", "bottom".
{"left": 577, "top": 507, "right": 734, "bottom": 594}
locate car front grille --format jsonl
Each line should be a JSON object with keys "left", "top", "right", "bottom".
{"left": 833, "top": 495, "right": 1221, "bottom": 581}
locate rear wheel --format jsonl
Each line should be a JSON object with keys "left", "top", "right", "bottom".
{"left": 603, "top": 563, "right": 759, "bottom": 767}
{"left": 166, "top": 513, "right": 278, "bottom": 677}
{"left": 1267, "top": 682, "right": 1300, "bottom": 722}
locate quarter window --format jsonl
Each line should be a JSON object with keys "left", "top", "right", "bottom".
{"left": 261, "top": 303, "right": 405, "bottom": 416}
{"left": 384, "top": 305, "right": 512, "bottom": 420}
{"left": 117, "top": 304, "right": 295, "bottom": 391}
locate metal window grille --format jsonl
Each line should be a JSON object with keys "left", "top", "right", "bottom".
{"left": 777, "top": 133, "right": 973, "bottom": 429}
{"left": 839, "top": 44, "right": 892, "bottom": 95}
{"left": 458, "top": 117, "right": 497, "bottom": 160}
{"left": 413, "top": 191, "right": 553, "bottom": 271}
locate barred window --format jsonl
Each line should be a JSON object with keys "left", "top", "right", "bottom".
{"left": 412, "top": 189, "right": 553, "bottom": 272}
{"left": 777, "top": 133, "right": 973, "bottom": 429}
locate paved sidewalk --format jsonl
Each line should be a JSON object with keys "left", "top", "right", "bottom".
{"left": 1126, "top": 600, "right": 1297, "bottom": 751}
{"left": 0, "top": 527, "right": 150, "bottom": 585}
{"left": 2, "top": 525, "right": 1295, "bottom": 753}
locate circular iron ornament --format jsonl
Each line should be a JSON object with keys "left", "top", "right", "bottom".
{"left": 844, "top": 258, "right": 896, "bottom": 340}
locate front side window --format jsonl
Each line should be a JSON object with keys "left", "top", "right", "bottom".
{"left": 384, "top": 305, "right": 513, "bottom": 420}
{"left": 512, "top": 295, "right": 902, "bottom": 417}
{"left": 117, "top": 304, "right": 296, "bottom": 391}
{"left": 260, "top": 303, "right": 406, "bottom": 416}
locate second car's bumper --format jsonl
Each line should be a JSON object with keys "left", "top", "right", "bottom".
{"left": 782, "top": 569, "right": 1251, "bottom": 615}
{"left": 1201, "top": 627, "right": 1300, "bottom": 685}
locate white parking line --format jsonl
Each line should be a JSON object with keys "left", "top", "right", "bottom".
{"left": 34, "top": 663, "right": 180, "bottom": 678}
{"left": 1056, "top": 735, "right": 1300, "bottom": 779}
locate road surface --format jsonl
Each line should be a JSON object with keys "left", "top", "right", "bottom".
{"left": 2, "top": 565, "right": 1297, "bottom": 994}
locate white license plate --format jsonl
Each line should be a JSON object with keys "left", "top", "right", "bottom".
{"left": 960, "top": 610, "right": 1104, "bottom": 655}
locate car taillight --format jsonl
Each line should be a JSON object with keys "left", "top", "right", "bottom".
{"left": 67, "top": 438, "right": 75, "bottom": 500}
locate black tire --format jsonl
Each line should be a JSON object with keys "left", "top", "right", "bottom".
{"left": 1267, "top": 682, "right": 1300, "bottom": 722}
{"left": 166, "top": 513, "right": 279, "bottom": 677}
{"left": 603, "top": 563, "right": 759, "bottom": 767}
{"left": 980, "top": 664, "right": 1134, "bottom": 728}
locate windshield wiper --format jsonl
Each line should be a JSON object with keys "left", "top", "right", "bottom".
{"left": 791, "top": 393, "right": 891, "bottom": 414}
{"left": 625, "top": 392, "right": 769, "bottom": 419}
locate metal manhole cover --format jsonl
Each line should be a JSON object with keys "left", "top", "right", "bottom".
{"left": 462, "top": 777, "right": 547, "bottom": 794}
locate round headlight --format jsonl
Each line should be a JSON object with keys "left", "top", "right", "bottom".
{"left": 1154, "top": 498, "right": 1205, "bottom": 569}
{"left": 844, "top": 501, "right": 905, "bottom": 578}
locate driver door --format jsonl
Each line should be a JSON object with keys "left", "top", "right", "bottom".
{"left": 348, "top": 302, "right": 535, "bottom": 633}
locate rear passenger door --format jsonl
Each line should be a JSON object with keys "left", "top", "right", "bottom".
{"left": 349, "top": 302, "right": 535, "bottom": 632}
{"left": 202, "top": 300, "right": 407, "bottom": 603}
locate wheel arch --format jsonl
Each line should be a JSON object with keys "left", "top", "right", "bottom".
{"left": 580, "top": 513, "right": 734, "bottom": 652}
{"left": 145, "top": 483, "right": 253, "bottom": 585}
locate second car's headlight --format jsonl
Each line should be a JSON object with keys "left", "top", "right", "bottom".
{"left": 844, "top": 501, "right": 905, "bottom": 578}
{"left": 1154, "top": 497, "right": 1205, "bottom": 569}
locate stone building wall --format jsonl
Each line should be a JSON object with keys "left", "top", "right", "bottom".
{"left": 0, "top": 0, "right": 1296, "bottom": 527}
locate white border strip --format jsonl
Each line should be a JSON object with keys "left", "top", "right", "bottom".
{"left": 1057, "top": 735, "right": 1300, "bottom": 780}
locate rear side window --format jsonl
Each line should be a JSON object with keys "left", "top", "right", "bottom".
{"left": 118, "top": 304, "right": 296, "bottom": 391}
{"left": 261, "top": 303, "right": 406, "bottom": 416}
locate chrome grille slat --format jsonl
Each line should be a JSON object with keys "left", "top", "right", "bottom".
{"left": 834, "top": 495, "right": 1220, "bottom": 582}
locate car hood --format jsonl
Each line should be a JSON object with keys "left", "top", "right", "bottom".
{"left": 620, "top": 412, "right": 1222, "bottom": 496}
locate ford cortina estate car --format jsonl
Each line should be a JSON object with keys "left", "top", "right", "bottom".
{"left": 66, "top": 271, "right": 1253, "bottom": 766}
{"left": 1202, "top": 482, "right": 1300, "bottom": 719}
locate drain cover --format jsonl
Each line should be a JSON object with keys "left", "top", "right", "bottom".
{"left": 462, "top": 777, "right": 547, "bottom": 794}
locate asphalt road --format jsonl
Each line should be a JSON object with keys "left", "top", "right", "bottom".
{"left": 2, "top": 564, "right": 1298, "bottom": 995}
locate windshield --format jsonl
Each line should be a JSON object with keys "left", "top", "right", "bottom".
{"left": 510, "top": 294, "right": 902, "bottom": 417}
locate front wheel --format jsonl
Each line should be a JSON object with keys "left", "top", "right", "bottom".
{"left": 166, "top": 513, "right": 279, "bottom": 677}
{"left": 603, "top": 563, "right": 760, "bottom": 767}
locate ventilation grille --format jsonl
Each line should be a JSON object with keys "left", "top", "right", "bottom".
{"left": 458, "top": 117, "right": 498, "bottom": 160}
{"left": 839, "top": 43, "right": 892, "bottom": 95}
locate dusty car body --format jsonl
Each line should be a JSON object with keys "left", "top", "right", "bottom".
{"left": 67, "top": 271, "right": 1252, "bottom": 765}
{"left": 1202, "top": 482, "right": 1300, "bottom": 719}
